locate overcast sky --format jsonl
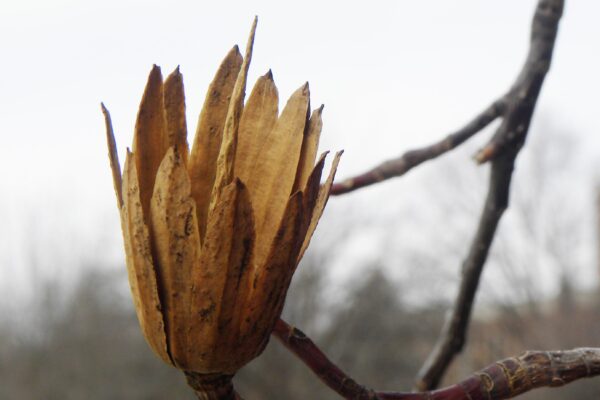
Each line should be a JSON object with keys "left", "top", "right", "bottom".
{"left": 1, "top": 1, "right": 599, "bottom": 301}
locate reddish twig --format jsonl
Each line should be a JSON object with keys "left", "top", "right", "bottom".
{"left": 274, "top": 318, "right": 600, "bottom": 400}
{"left": 272, "top": 319, "right": 377, "bottom": 400}
{"left": 331, "top": 0, "right": 563, "bottom": 195}
{"left": 414, "top": 0, "right": 564, "bottom": 390}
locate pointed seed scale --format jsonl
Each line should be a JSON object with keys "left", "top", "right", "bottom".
{"left": 246, "top": 82, "right": 310, "bottom": 270}
{"left": 297, "top": 150, "right": 343, "bottom": 262}
{"left": 293, "top": 104, "right": 324, "bottom": 192}
{"left": 299, "top": 152, "right": 328, "bottom": 244}
{"left": 188, "top": 46, "right": 243, "bottom": 241}
{"left": 234, "top": 70, "right": 279, "bottom": 187}
{"left": 212, "top": 179, "right": 256, "bottom": 368}
{"left": 121, "top": 151, "right": 171, "bottom": 364}
{"left": 101, "top": 103, "right": 123, "bottom": 207}
{"left": 187, "top": 179, "right": 253, "bottom": 373}
{"left": 149, "top": 147, "right": 201, "bottom": 368}
{"left": 211, "top": 17, "right": 258, "bottom": 206}
{"left": 133, "top": 65, "right": 169, "bottom": 219}
{"left": 241, "top": 191, "right": 304, "bottom": 352}
{"left": 163, "top": 68, "right": 189, "bottom": 162}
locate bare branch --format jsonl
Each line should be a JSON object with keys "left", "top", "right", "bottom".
{"left": 331, "top": 0, "right": 563, "bottom": 196}
{"left": 331, "top": 98, "right": 506, "bottom": 195}
{"left": 475, "top": 0, "right": 564, "bottom": 163}
{"left": 275, "top": 318, "right": 600, "bottom": 400}
{"left": 414, "top": 147, "right": 518, "bottom": 391}
{"left": 184, "top": 372, "right": 244, "bottom": 400}
{"left": 414, "top": 0, "right": 564, "bottom": 390}
{"left": 272, "top": 319, "right": 376, "bottom": 400}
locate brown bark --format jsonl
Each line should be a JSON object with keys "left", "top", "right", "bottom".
{"left": 272, "top": 2, "right": 573, "bottom": 398}
{"left": 414, "top": 0, "right": 564, "bottom": 390}
{"left": 184, "top": 372, "right": 243, "bottom": 400}
{"left": 414, "top": 146, "right": 518, "bottom": 391}
{"left": 331, "top": 0, "right": 563, "bottom": 196}
{"left": 274, "top": 318, "right": 600, "bottom": 400}
{"left": 381, "top": 349, "right": 600, "bottom": 400}
{"left": 273, "top": 319, "right": 377, "bottom": 400}
{"left": 331, "top": 98, "right": 506, "bottom": 195}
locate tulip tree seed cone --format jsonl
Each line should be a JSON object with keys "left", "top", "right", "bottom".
{"left": 102, "top": 19, "right": 341, "bottom": 376}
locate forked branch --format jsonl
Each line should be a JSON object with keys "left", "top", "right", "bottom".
{"left": 274, "top": 319, "right": 600, "bottom": 400}
{"left": 331, "top": 0, "right": 564, "bottom": 195}
{"left": 273, "top": 0, "right": 568, "bottom": 398}
{"left": 330, "top": 99, "right": 506, "bottom": 195}
{"left": 415, "top": 0, "right": 563, "bottom": 390}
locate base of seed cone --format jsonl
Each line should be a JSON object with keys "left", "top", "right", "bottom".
{"left": 184, "top": 372, "right": 243, "bottom": 400}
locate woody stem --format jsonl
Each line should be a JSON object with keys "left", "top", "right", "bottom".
{"left": 184, "top": 372, "right": 244, "bottom": 400}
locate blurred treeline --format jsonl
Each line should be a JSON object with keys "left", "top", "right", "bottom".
{"left": 1, "top": 259, "right": 600, "bottom": 399}
{"left": 2, "top": 127, "right": 600, "bottom": 399}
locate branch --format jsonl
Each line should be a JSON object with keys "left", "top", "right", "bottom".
{"left": 415, "top": 0, "right": 564, "bottom": 390}
{"left": 331, "top": 98, "right": 506, "bottom": 195}
{"left": 414, "top": 147, "right": 518, "bottom": 391}
{"left": 274, "top": 319, "right": 600, "bottom": 400}
{"left": 385, "top": 348, "right": 600, "bottom": 400}
{"left": 274, "top": 0, "right": 566, "bottom": 398}
{"left": 184, "top": 372, "right": 244, "bottom": 400}
{"left": 474, "top": 0, "right": 564, "bottom": 164}
{"left": 272, "top": 319, "right": 377, "bottom": 400}
{"left": 331, "top": 0, "right": 564, "bottom": 195}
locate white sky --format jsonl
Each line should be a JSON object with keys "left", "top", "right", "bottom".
{"left": 1, "top": 1, "right": 599, "bottom": 302}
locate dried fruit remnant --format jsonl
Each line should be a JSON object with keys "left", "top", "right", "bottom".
{"left": 103, "top": 19, "right": 341, "bottom": 375}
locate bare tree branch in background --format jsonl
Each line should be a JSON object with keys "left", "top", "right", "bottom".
{"left": 415, "top": 0, "right": 564, "bottom": 390}
{"left": 414, "top": 146, "right": 519, "bottom": 391}
{"left": 274, "top": 0, "right": 569, "bottom": 398}
{"left": 330, "top": 99, "right": 507, "bottom": 195}
{"left": 274, "top": 319, "right": 600, "bottom": 400}
{"left": 331, "top": 0, "right": 564, "bottom": 196}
